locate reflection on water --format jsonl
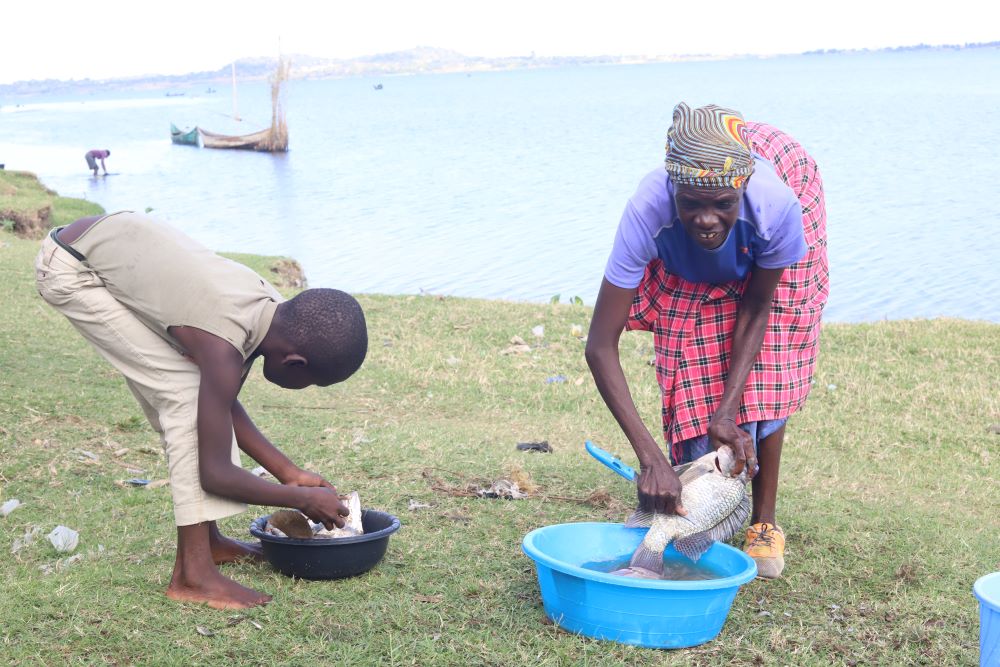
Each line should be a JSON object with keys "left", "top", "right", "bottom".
{"left": 583, "top": 556, "right": 723, "bottom": 581}
{"left": 2, "top": 48, "right": 999, "bottom": 322}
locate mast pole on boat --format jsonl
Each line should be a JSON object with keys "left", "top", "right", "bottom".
{"left": 231, "top": 61, "right": 241, "bottom": 121}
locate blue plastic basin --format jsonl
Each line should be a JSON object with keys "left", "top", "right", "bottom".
{"left": 974, "top": 572, "right": 1000, "bottom": 666}
{"left": 522, "top": 522, "right": 757, "bottom": 648}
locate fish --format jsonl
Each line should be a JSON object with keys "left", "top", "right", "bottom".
{"left": 312, "top": 491, "right": 364, "bottom": 538}
{"left": 264, "top": 491, "right": 365, "bottom": 539}
{"left": 266, "top": 509, "right": 314, "bottom": 539}
{"left": 612, "top": 446, "right": 750, "bottom": 578}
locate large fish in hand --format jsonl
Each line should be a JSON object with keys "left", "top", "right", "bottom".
{"left": 614, "top": 446, "right": 750, "bottom": 578}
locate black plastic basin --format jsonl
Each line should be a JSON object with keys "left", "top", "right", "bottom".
{"left": 249, "top": 509, "right": 400, "bottom": 580}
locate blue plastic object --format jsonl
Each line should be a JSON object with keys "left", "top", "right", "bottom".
{"left": 585, "top": 440, "right": 636, "bottom": 482}
{"left": 522, "top": 522, "right": 757, "bottom": 648}
{"left": 974, "top": 572, "right": 1000, "bottom": 666}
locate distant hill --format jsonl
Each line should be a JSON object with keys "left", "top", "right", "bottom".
{"left": 0, "top": 47, "right": 691, "bottom": 96}
{"left": 2, "top": 42, "right": 997, "bottom": 97}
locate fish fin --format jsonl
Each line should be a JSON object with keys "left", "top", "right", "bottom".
{"left": 625, "top": 509, "right": 655, "bottom": 528}
{"left": 703, "top": 494, "right": 751, "bottom": 545}
{"left": 676, "top": 460, "right": 715, "bottom": 486}
{"left": 628, "top": 543, "right": 665, "bottom": 575}
{"left": 673, "top": 495, "right": 752, "bottom": 562}
{"left": 674, "top": 531, "right": 715, "bottom": 562}
{"left": 709, "top": 496, "right": 750, "bottom": 542}
{"left": 671, "top": 461, "right": 695, "bottom": 476}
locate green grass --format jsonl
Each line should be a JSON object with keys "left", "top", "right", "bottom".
{"left": 1, "top": 228, "right": 998, "bottom": 665}
{"left": 0, "top": 170, "right": 104, "bottom": 231}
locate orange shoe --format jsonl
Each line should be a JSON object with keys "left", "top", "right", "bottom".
{"left": 744, "top": 523, "right": 785, "bottom": 579}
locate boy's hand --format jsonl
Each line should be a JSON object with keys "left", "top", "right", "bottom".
{"left": 299, "top": 487, "right": 350, "bottom": 530}
{"left": 283, "top": 468, "right": 337, "bottom": 491}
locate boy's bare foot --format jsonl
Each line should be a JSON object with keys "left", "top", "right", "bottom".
{"left": 166, "top": 569, "right": 272, "bottom": 609}
{"left": 208, "top": 522, "right": 264, "bottom": 564}
{"left": 210, "top": 534, "right": 265, "bottom": 564}
{"left": 168, "top": 522, "right": 271, "bottom": 609}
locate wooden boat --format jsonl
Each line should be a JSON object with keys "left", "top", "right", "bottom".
{"left": 170, "top": 123, "right": 200, "bottom": 146}
{"left": 199, "top": 127, "right": 278, "bottom": 151}
{"left": 199, "top": 58, "right": 290, "bottom": 152}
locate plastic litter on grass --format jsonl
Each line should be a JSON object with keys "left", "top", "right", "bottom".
{"left": 516, "top": 441, "right": 552, "bottom": 453}
{"left": 47, "top": 525, "right": 79, "bottom": 553}
{"left": 11, "top": 526, "right": 41, "bottom": 554}
{"left": 1, "top": 499, "right": 21, "bottom": 517}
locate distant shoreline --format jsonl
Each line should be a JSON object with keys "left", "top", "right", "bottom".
{"left": 3, "top": 41, "right": 998, "bottom": 97}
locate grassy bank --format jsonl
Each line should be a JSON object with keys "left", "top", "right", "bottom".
{"left": 1, "top": 196, "right": 999, "bottom": 664}
{"left": 0, "top": 170, "right": 104, "bottom": 237}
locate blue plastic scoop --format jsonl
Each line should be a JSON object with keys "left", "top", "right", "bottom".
{"left": 586, "top": 439, "right": 759, "bottom": 479}
{"left": 584, "top": 440, "right": 636, "bottom": 482}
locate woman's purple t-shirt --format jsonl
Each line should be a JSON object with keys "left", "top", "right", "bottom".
{"left": 604, "top": 158, "right": 807, "bottom": 287}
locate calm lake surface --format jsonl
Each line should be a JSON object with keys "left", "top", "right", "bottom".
{"left": 3, "top": 48, "right": 999, "bottom": 322}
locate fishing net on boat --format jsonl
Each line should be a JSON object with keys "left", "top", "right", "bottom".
{"left": 261, "top": 57, "right": 290, "bottom": 152}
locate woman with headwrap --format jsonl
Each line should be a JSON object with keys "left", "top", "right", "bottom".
{"left": 586, "top": 103, "right": 828, "bottom": 579}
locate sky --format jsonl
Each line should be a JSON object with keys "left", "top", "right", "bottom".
{"left": 2, "top": 0, "right": 996, "bottom": 84}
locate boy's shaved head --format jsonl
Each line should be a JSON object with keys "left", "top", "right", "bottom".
{"left": 278, "top": 288, "right": 367, "bottom": 382}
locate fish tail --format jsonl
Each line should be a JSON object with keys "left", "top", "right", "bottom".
{"left": 629, "top": 543, "right": 665, "bottom": 574}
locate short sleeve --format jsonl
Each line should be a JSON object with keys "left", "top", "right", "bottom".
{"left": 604, "top": 201, "right": 658, "bottom": 289}
{"left": 755, "top": 199, "right": 807, "bottom": 269}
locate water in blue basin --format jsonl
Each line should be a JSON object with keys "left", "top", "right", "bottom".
{"left": 582, "top": 555, "right": 724, "bottom": 581}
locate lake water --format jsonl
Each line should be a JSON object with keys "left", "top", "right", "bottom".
{"left": 3, "top": 48, "right": 999, "bottom": 322}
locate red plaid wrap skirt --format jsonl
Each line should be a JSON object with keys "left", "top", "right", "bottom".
{"left": 626, "top": 122, "right": 829, "bottom": 445}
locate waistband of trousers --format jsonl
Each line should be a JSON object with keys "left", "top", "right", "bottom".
{"left": 49, "top": 228, "right": 87, "bottom": 262}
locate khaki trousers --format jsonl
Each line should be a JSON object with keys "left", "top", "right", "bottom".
{"left": 35, "top": 233, "right": 246, "bottom": 526}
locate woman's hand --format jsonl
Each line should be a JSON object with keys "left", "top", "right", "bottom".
{"left": 636, "top": 461, "right": 687, "bottom": 516}
{"left": 708, "top": 417, "right": 756, "bottom": 477}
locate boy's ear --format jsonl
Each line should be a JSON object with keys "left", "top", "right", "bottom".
{"left": 282, "top": 353, "right": 307, "bottom": 367}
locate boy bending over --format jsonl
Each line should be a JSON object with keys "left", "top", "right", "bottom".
{"left": 35, "top": 211, "right": 368, "bottom": 609}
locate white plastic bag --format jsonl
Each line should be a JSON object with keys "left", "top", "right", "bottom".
{"left": 0, "top": 499, "right": 21, "bottom": 517}
{"left": 47, "top": 525, "right": 80, "bottom": 553}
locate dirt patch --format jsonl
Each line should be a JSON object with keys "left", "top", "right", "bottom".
{"left": 1, "top": 205, "right": 52, "bottom": 239}
{"left": 422, "top": 467, "right": 538, "bottom": 499}
{"left": 269, "top": 259, "right": 307, "bottom": 289}
{"left": 545, "top": 488, "right": 630, "bottom": 518}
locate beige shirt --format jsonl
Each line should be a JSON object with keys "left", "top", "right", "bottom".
{"left": 69, "top": 211, "right": 282, "bottom": 364}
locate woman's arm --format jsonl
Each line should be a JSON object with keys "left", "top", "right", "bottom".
{"left": 707, "top": 266, "right": 786, "bottom": 475}
{"left": 586, "top": 278, "right": 686, "bottom": 515}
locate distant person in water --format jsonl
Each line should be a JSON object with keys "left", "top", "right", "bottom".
{"left": 84, "top": 149, "right": 110, "bottom": 176}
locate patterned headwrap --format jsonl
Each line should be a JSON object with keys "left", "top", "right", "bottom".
{"left": 664, "top": 102, "right": 754, "bottom": 189}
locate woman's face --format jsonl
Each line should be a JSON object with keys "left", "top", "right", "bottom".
{"left": 673, "top": 182, "right": 745, "bottom": 250}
